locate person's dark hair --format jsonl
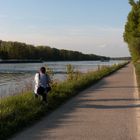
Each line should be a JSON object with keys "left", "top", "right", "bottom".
{"left": 40, "top": 67, "right": 46, "bottom": 74}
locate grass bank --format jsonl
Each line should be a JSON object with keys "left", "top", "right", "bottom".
{"left": 0, "top": 62, "right": 129, "bottom": 140}
{"left": 134, "top": 63, "right": 140, "bottom": 91}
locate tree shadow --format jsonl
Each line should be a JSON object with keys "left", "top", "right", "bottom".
{"left": 78, "top": 98, "right": 140, "bottom": 102}
{"left": 99, "top": 86, "right": 140, "bottom": 89}
{"left": 78, "top": 104, "right": 140, "bottom": 110}
{"left": 76, "top": 97, "right": 140, "bottom": 109}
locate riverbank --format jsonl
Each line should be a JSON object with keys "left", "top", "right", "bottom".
{"left": 0, "top": 62, "right": 129, "bottom": 140}
{"left": 0, "top": 60, "right": 123, "bottom": 98}
{"left": 134, "top": 63, "right": 140, "bottom": 93}
{"left": 0, "top": 60, "right": 43, "bottom": 63}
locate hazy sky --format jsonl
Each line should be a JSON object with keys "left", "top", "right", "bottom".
{"left": 0, "top": 0, "right": 131, "bottom": 57}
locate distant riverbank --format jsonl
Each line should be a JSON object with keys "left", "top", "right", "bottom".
{"left": 0, "top": 60, "right": 43, "bottom": 63}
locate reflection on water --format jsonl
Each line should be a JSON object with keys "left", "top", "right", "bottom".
{"left": 0, "top": 60, "right": 123, "bottom": 98}
{"left": 0, "top": 73, "right": 34, "bottom": 98}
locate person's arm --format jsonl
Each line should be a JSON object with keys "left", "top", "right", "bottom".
{"left": 34, "top": 73, "right": 40, "bottom": 87}
{"left": 34, "top": 73, "right": 40, "bottom": 94}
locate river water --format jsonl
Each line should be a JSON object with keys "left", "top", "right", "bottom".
{"left": 0, "top": 60, "right": 123, "bottom": 98}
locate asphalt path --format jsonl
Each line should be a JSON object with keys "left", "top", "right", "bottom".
{"left": 11, "top": 64, "right": 140, "bottom": 140}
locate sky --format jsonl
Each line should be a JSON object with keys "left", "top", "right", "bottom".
{"left": 0, "top": 0, "right": 131, "bottom": 57}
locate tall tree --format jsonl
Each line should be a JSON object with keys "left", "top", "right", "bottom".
{"left": 124, "top": 0, "right": 140, "bottom": 62}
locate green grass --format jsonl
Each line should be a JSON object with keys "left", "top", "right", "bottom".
{"left": 0, "top": 62, "right": 129, "bottom": 140}
{"left": 134, "top": 63, "right": 140, "bottom": 91}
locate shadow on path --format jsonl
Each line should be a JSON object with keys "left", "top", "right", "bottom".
{"left": 78, "top": 104, "right": 140, "bottom": 110}
{"left": 99, "top": 86, "right": 140, "bottom": 89}
{"left": 78, "top": 98, "right": 140, "bottom": 102}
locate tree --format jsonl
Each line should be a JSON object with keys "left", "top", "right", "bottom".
{"left": 0, "top": 40, "right": 109, "bottom": 61}
{"left": 129, "top": 0, "right": 136, "bottom": 6}
{"left": 124, "top": 0, "right": 140, "bottom": 62}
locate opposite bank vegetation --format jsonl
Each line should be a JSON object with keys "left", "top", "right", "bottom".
{"left": 0, "top": 62, "right": 129, "bottom": 140}
{"left": 0, "top": 40, "right": 109, "bottom": 61}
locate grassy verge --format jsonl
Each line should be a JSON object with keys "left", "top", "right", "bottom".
{"left": 0, "top": 62, "right": 129, "bottom": 140}
{"left": 134, "top": 63, "right": 140, "bottom": 91}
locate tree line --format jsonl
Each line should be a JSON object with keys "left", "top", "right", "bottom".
{"left": 0, "top": 40, "right": 109, "bottom": 61}
{"left": 124, "top": 0, "right": 140, "bottom": 62}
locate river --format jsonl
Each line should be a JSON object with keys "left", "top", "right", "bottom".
{"left": 0, "top": 60, "right": 123, "bottom": 98}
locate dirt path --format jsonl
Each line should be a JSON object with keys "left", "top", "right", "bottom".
{"left": 11, "top": 64, "right": 140, "bottom": 140}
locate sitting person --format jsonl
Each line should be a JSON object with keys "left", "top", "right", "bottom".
{"left": 34, "top": 67, "right": 51, "bottom": 103}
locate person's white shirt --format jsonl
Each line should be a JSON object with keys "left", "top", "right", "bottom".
{"left": 34, "top": 72, "right": 50, "bottom": 94}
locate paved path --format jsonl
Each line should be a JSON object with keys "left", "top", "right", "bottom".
{"left": 11, "top": 64, "right": 140, "bottom": 140}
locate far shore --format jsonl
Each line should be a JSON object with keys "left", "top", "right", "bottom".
{"left": 0, "top": 60, "right": 43, "bottom": 63}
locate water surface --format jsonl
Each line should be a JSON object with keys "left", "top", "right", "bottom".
{"left": 0, "top": 60, "right": 123, "bottom": 98}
